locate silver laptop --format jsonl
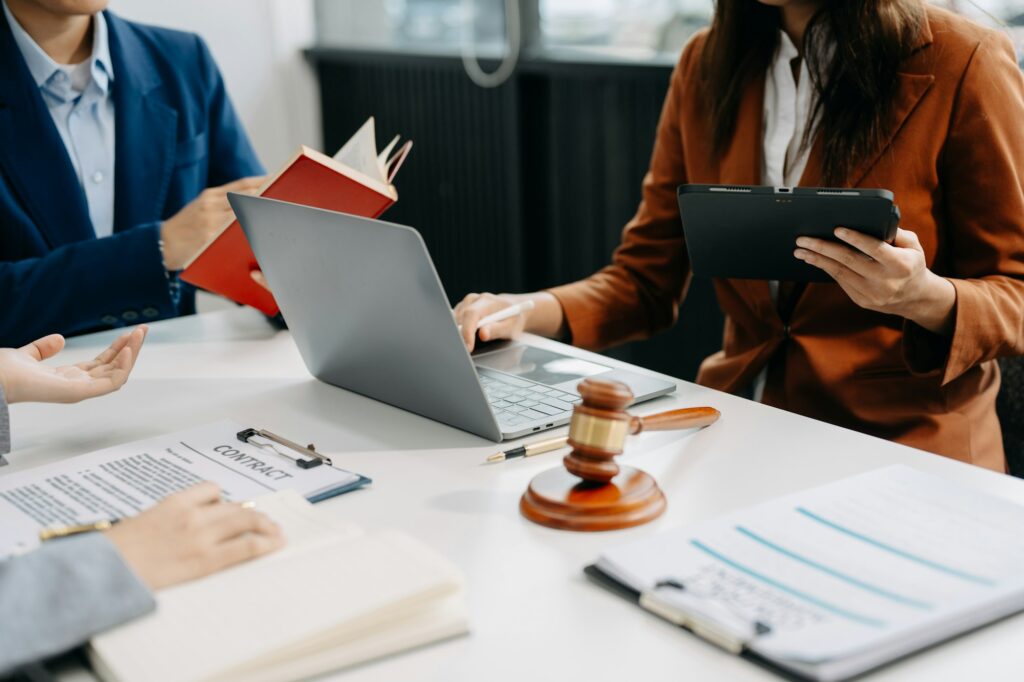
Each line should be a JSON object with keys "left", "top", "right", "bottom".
{"left": 228, "top": 194, "right": 676, "bottom": 441}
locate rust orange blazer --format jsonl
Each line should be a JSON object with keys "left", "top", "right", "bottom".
{"left": 549, "top": 6, "right": 1024, "bottom": 472}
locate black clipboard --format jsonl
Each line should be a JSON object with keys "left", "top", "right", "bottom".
{"left": 237, "top": 427, "right": 371, "bottom": 502}
{"left": 583, "top": 564, "right": 810, "bottom": 682}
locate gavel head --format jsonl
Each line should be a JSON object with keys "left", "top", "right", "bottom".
{"left": 564, "top": 378, "right": 635, "bottom": 484}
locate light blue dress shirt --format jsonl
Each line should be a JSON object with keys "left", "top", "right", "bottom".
{"left": 3, "top": 0, "right": 115, "bottom": 238}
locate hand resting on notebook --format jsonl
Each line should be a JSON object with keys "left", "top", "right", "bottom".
{"left": 105, "top": 482, "right": 285, "bottom": 590}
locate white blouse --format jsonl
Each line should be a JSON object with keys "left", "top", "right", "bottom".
{"left": 763, "top": 29, "right": 816, "bottom": 188}
{"left": 753, "top": 29, "right": 818, "bottom": 402}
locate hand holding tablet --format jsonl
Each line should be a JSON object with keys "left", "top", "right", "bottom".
{"left": 676, "top": 184, "right": 900, "bottom": 282}
{"left": 795, "top": 226, "right": 957, "bottom": 335}
{"left": 677, "top": 184, "right": 955, "bottom": 335}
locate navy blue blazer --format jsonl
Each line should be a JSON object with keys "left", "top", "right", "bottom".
{"left": 0, "top": 10, "right": 263, "bottom": 346}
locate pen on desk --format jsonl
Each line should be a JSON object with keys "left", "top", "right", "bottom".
{"left": 487, "top": 435, "right": 569, "bottom": 463}
{"left": 39, "top": 519, "right": 118, "bottom": 541}
{"left": 42, "top": 500, "right": 259, "bottom": 542}
{"left": 457, "top": 299, "right": 536, "bottom": 333}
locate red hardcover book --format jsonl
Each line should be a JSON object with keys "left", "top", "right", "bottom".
{"left": 181, "top": 118, "right": 412, "bottom": 316}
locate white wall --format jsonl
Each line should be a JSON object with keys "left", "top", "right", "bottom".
{"left": 109, "top": 0, "right": 321, "bottom": 170}
{"left": 315, "top": 0, "right": 392, "bottom": 47}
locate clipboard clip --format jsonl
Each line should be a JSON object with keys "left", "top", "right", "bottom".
{"left": 640, "top": 578, "right": 771, "bottom": 654}
{"left": 237, "top": 428, "right": 333, "bottom": 469}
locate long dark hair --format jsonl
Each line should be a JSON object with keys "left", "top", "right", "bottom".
{"left": 700, "top": 0, "right": 924, "bottom": 185}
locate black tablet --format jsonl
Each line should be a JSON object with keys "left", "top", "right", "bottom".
{"left": 677, "top": 184, "right": 900, "bottom": 282}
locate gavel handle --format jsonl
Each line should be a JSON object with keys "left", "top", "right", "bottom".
{"left": 628, "top": 406, "right": 720, "bottom": 435}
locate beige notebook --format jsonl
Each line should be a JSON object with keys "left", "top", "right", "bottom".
{"left": 89, "top": 492, "right": 467, "bottom": 682}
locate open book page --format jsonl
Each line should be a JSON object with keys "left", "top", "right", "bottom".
{"left": 597, "top": 465, "right": 1024, "bottom": 666}
{"left": 90, "top": 517, "right": 465, "bottom": 682}
{"left": 0, "top": 422, "right": 365, "bottom": 558}
{"left": 224, "top": 592, "right": 467, "bottom": 682}
{"left": 333, "top": 117, "right": 410, "bottom": 186}
{"left": 377, "top": 134, "right": 400, "bottom": 176}
{"left": 182, "top": 118, "right": 410, "bottom": 271}
{"left": 246, "top": 489, "right": 362, "bottom": 549}
{"left": 334, "top": 117, "right": 387, "bottom": 183}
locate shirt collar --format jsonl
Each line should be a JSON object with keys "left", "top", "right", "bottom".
{"left": 774, "top": 30, "right": 800, "bottom": 68}
{"left": 2, "top": 1, "right": 113, "bottom": 100}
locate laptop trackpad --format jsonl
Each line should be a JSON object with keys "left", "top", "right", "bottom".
{"left": 473, "top": 344, "right": 610, "bottom": 388}
{"left": 473, "top": 344, "right": 673, "bottom": 402}
{"left": 574, "top": 368, "right": 676, "bottom": 403}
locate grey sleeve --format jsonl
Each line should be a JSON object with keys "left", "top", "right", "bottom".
{"left": 0, "top": 533, "right": 156, "bottom": 675}
{"left": 0, "top": 385, "right": 9, "bottom": 456}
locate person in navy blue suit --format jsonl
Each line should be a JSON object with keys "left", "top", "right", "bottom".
{"left": 0, "top": 0, "right": 265, "bottom": 347}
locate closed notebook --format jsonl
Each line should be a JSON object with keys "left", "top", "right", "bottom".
{"left": 89, "top": 491, "right": 466, "bottom": 682}
{"left": 181, "top": 117, "right": 412, "bottom": 316}
{"left": 587, "top": 466, "right": 1024, "bottom": 682}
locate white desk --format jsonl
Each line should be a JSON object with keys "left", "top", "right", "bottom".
{"left": 8, "top": 308, "right": 1024, "bottom": 681}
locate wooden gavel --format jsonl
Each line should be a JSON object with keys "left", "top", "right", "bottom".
{"left": 520, "top": 378, "right": 719, "bottom": 530}
{"left": 564, "top": 378, "right": 720, "bottom": 484}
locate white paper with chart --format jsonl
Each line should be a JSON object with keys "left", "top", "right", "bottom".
{"left": 593, "top": 465, "right": 1024, "bottom": 681}
{"left": 0, "top": 421, "right": 368, "bottom": 558}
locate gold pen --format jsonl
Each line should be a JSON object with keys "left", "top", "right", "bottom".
{"left": 39, "top": 519, "right": 118, "bottom": 542}
{"left": 40, "top": 499, "right": 254, "bottom": 542}
{"left": 486, "top": 435, "right": 569, "bottom": 463}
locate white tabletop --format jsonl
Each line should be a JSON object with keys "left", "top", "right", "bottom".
{"left": 8, "top": 308, "right": 1024, "bottom": 682}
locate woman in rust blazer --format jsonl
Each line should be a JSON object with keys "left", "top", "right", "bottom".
{"left": 455, "top": 0, "right": 1024, "bottom": 472}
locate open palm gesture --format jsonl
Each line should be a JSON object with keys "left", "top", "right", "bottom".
{"left": 0, "top": 326, "right": 147, "bottom": 404}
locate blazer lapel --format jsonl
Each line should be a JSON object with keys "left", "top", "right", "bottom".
{"left": 789, "top": 13, "right": 934, "bottom": 312}
{"left": 719, "top": 73, "right": 775, "bottom": 316}
{"left": 0, "top": 10, "right": 94, "bottom": 247}
{"left": 848, "top": 73, "right": 934, "bottom": 187}
{"left": 849, "top": 15, "right": 935, "bottom": 187}
{"left": 719, "top": 73, "right": 766, "bottom": 187}
{"left": 793, "top": 79, "right": 935, "bottom": 192}
{"left": 106, "top": 11, "right": 177, "bottom": 234}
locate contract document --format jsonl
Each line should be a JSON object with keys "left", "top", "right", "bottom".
{"left": 0, "top": 421, "right": 368, "bottom": 557}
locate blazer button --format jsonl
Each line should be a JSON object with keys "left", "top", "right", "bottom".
{"left": 141, "top": 307, "right": 159, "bottom": 318}
{"left": 100, "top": 315, "right": 118, "bottom": 325}
{"left": 122, "top": 310, "right": 139, "bottom": 322}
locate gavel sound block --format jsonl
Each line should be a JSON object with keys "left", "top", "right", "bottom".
{"left": 520, "top": 378, "right": 720, "bottom": 532}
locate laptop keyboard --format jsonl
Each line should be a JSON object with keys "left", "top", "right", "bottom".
{"left": 478, "top": 370, "right": 582, "bottom": 428}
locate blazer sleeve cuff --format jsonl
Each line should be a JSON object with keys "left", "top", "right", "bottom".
{"left": 546, "top": 282, "right": 590, "bottom": 348}
{"left": 0, "top": 534, "right": 155, "bottom": 674}
{"left": 902, "top": 319, "right": 952, "bottom": 379}
{"left": 547, "top": 278, "right": 654, "bottom": 352}
{"left": 903, "top": 279, "right": 985, "bottom": 386}
{"left": 64, "top": 223, "right": 177, "bottom": 327}
{"left": 547, "top": 280, "right": 635, "bottom": 351}
{"left": 129, "top": 222, "right": 178, "bottom": 309}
